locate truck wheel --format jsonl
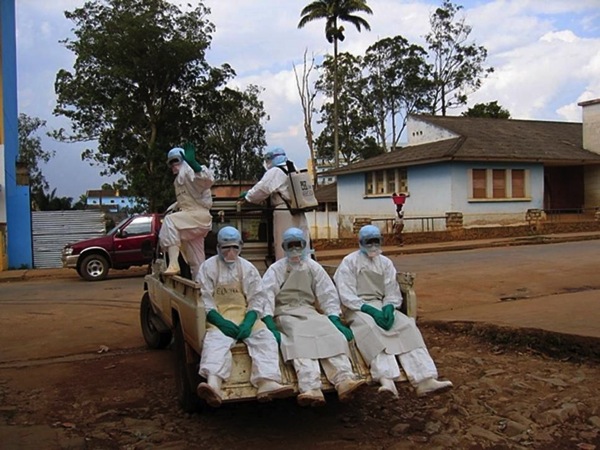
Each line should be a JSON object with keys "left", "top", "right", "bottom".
{"left": 140, "top": 293, "right": 172, "bottom": 349}
{"left": 79, "top": 254, "right": 109, "bottom": 281}
{"left": 173, "top": 320, "right": 204, "bottom": 413}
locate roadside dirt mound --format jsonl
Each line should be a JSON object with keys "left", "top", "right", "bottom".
{"left": 1, "top": 324, "right": 598, "bottom": 449}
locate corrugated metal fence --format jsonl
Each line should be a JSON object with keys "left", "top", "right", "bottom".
{"left": 32, "top": 210, "right": 106, "bottom": 268}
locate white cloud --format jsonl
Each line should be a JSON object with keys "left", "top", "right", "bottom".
{"left": 14, "top": 0, "right": 600, "bottom": 197}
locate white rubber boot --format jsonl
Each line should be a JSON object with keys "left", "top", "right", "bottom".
{"left": 256, "top": 380, "right": 294, "bottom": 402}
{"left": 297, "top": 389, "right": 326, "bottom": 407}
{"left": 196, "top": 375, "right": 223, "bottom": 407}
{"left": 163, "top": 246, "right": 181, "bottom": 275}
{"left": 377, "top": 377, "right": 399, "bottom": 399}
{"left": 416, "top": 378, "right": 454, "bottom": 397}
{"left": 336, "top": 378, "right": 366, "bottom": 403}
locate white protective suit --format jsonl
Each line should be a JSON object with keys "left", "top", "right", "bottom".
{"left": 197, "top": 255, "right": 283, "bottom": 387}
{"left": 245, "top": 164, "right": 310, "bottom": 260}
{"left": 262, "top": 257, "right": 355, "bottom": 393}
{"left": 159, "top": 161, "right": 214, "bottom": 279}
{"left": 334, "top": 250, "right": 439, "bottom": 386}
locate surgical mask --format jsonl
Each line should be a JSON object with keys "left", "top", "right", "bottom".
{"left": 218, "top": 244, "right": 240, "bottom": 265}
{"left": 360, "top": 237, "right": 382, "bottom": 258}
{"left": 286, "top": 247, "right": 305, "bottom": 262}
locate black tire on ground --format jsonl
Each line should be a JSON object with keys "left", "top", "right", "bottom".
{"left": 79, "top": 253, "right": 110, "bottom": 281}
{"left": 140, "top": 293, "right": 172, "bottom": 349}
{"left": 173, "top": 320, "right": 204, "bottom": 413}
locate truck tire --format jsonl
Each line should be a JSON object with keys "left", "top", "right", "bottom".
{"left": 79, "top": 253, "right": 110, "bottom": 281}
{"left": 140, "top": 293, "right": 172, "bottom": 349}
{"left": 173, "top": 320, "right": 204, "bottom": 413}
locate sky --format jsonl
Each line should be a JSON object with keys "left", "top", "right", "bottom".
{"left": 14, "top": 0, "right": 600, "bottom": 200}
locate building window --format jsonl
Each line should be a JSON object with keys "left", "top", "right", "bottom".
{"left": 469, "top": 168, "right": 529, "bottom": 200}
{"left": 365, "top": 168, "right": 408, "bottom": 196}
{"left": 472, "top": 169, "right": 487, "bottom": 199}
{"left": 512, "top": 169, "right": 525, "bottom": 197}
{"left": 122, "top": 216, "right": 152, "bottom": 236}
{"left": 492, "top": 169, "right": 505, "bottom": 198}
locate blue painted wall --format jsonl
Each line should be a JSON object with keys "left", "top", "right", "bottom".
{"left": 86, "top": 194, "right": 141, "bottom": 212}
{"left": 337, "top": 161, "right": 545, "bottom": 234}
{"left": 2, "top": 0, "right": 33, "bottom": 268}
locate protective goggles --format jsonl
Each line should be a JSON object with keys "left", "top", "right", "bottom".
{"left": 362, "top": 237, "right": 382, "bottom": 245}
{"left": 282, "top": 240, "right": 306, "bottom": 251}
{"left": 168, "top": 157, "right": 182, "bottom": 167}
{"left": 264, "top": 152, "right": 284, "bottom": 162}
{"left": 219, "top": 244, "right": 240, "bottom": 251}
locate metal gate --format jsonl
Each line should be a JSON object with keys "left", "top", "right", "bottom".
{"left": 32, "top": 210, "right": 106, "bottom": 268}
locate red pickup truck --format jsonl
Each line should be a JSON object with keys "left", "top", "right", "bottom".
{"left": 62, "top": 213, "right": 163, "bottom": 281}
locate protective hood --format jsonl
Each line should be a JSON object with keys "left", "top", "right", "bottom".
{"left": 358, "top": 224, "right": 382, "bottom": 258}
{"left": 217, "top": 226, "right": 243, "bottom": 266}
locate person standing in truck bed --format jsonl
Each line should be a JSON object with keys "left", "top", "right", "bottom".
{"left": 160, "top": 143, "right": 214, "bottom": 279}
{"left": 240, "top": 148, "right": 310, "bottom": 260}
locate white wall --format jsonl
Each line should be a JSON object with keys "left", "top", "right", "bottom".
{"left": 406, "top": 116, "right": 458, "bottom": 145}
{"left": 306, "top": 209, "right": 338, "bottom": 239}
{"left": 581, "top": 99, "right": 600, "bottom": 155}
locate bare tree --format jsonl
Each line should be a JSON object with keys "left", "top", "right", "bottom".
{"left": 293, "top": 49, "right": 319, "bottom": 186}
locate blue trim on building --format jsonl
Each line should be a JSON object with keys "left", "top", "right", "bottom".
{"left": 2, "top": 0, "right": 33, "bottom": 268}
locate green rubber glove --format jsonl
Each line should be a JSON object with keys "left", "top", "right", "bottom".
{"left": 360, "top": 304, "right": 389, "bottom": 330}
{"left": 182, "top": 142, "right": 203, "bottom": 172}
{"left": 328, "top": 315, "right": 354, "bottom": 341}
{"left": 262, "top": 315, "right": 281, "bottom": 344}
{"left": 206, "top": 310, "right": 239, "bottom": 339}
{"left": 382, "top": 304, "right": 396, "bottom": 330}
{"left": 238, "top": 190, "right": 248, "bottom": 200}
{"left": 237, "top": 310, "right": 258, "bottom": 341}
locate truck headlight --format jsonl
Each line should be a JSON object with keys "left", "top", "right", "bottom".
{"left": 63, "top": 247, "right": 73, "bottom": 256}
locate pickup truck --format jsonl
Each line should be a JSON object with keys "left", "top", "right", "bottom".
{"left": 61, "top": 213, "right": 162, "bottom": 281}
{"left": 140, "top": 244, "right": 418, "bottom": 412}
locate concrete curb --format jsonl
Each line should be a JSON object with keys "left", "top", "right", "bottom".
{"left": 316, "top": 232, "right": 600, "bottom": 261}
{"left": 0, "top": 267, "right": 147, "bottom": 283}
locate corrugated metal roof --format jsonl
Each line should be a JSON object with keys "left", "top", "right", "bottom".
{"left": 32, "top": 210, "right": 106, "bottom": 269}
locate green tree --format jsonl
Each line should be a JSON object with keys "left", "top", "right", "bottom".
{"left": 53, "top": 0, "right": 235, "bottom": 212}
{"left": 362, "top": 36, "right": 432, "bottom": 151}
{"left": 315, "top": 52, "right": 380, "bottom": 164}
{"left": 425, "top": 0, "right": 493, "bottom": 116}
{"left": 298, "top": 0, "right": 373, "bottom": 168}
{"left": 72, "top": 194, "right": 88, "bottom": 210}
{"left": 462, "top": 101, "right": 511, "bottom": 119}
{"left": 17, "top": 113, "right": 55, "bottom": 204}
{"left": 31, "top": 188, "right": 73, "bottom": 211}
{"left": 204, "top": 85, "right": 267, "bottom": 181}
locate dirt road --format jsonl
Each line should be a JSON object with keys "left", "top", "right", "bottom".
{"left": 1, "top": 242, "right": 599, "bottom": 449}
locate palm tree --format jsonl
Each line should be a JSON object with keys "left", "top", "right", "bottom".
{"left": 298, "top": 0, "right": 372, "bottom": 168}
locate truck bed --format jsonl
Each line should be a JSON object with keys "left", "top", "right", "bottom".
{"left": 142, "top": 262, "right": 417, "bottom": 408}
